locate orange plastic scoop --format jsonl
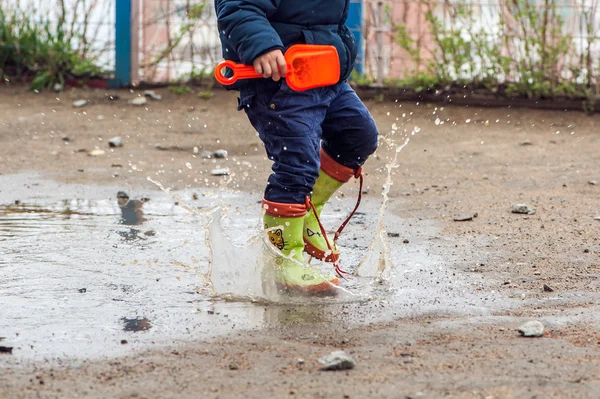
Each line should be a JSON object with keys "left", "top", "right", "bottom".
{"left": 214, "top": 44, "right": 340, "bottom": 91}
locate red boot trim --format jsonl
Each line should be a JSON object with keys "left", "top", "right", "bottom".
{"left": 319, "top": 148, "right": 356, "bottom": 183}
{"left": 262, "top": 199, "right": 307, "bottom": 217}
{"left": 303, "top": 238, "right": 340, "bottom": 263}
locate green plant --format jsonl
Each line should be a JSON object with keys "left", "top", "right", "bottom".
{"left": 0, "top": 3, "right": 105, "bottom": 90}
{"left": 390, "top": 0, "right": 598, "bottom": 105}
{"left": 169, "top": 85, "right": 192, "bottom": 95}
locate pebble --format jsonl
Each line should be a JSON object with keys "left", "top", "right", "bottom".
{"left": 0, "top": 346, "right": 13, "bottom": 354}
{"left": 120, "top": 340, "right": 128, "bottom": 345}
{"left": 543, "top": 284, "right": 554, "bottom": 292}
{"left": 387, "top": 232, "right": 400, "bottom": 237}
{"left": 53, "top": 83, "right": 63, "bottom": 92}
{"left": 213, "top": 149, "right": 228, "bottom": 159}
{"left": 519, "top": 140, "right": 533, "bottom": 146}
{"left": 62, "top": 136, "right": 73, "bottom": 142}
{"left": 511, "top": 204, "right": 536, "bottom": 215}
{"left": 144, "top": 90, "right": 162, "bottom": 101}
{"left": 108, "top": 136, "right": 124, "bottom": 148}
{"left": 78, "top": 288, "right": 87, "bottom": 293}
{"left": 88, "top": 149, "right": 105, "bottom": 157}
{"left": 518, "top": 320, "right": 545, "bottom": 337}
{"left": 453, "top": 215, "right": 473, "bottom": 222}
{"left": 318, "top": 350, "right": 356, "bottom": 371}
{"left": 211, "top": 168, "right": 230, "bottom": 176}
{"left": 589, "top": 180, "right": 597, "bottom": 185}
{"left": 201, "top": 151, "right": 213, "bottom": 159}
{"left": 97, "top": 115, "right": 105, "bottom": 121}
{"left": 403, "top": 239, "right": 409, "bottom": 244}
{"left": 130, "top": 97, "right": 148, "bottom": 106}
{"left": 595, "top": 216, "right": 600, "bottom": 221}
{"left": 584, "top": 249, "right": 590, "bottom": 253}
{"left": 72, "top": 99, "right": 88, "bottom": 108}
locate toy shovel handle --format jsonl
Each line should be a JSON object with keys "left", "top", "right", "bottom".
{"left": 214, "top": 60, "right": 264, "bottom": 85}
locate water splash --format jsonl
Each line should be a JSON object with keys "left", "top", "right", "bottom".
{"left": 354, "top": 135, "right": 411, "bottom": 279}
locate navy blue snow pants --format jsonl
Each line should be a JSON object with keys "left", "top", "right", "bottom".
{"left": 237, "top": 80, "right": 379, "bottom": 204}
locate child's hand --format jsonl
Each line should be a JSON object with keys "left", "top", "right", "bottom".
{"left": 253, "top": 49, "right": 287, "bottom": 82}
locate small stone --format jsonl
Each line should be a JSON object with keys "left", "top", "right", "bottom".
{"left": 53, "top": 83, "right": 63, "bottom": 92}
{"left": 130, "top": 97, "right": 148, "bottom": 106}
{"left": 144, "top": 230, "right": 156, "bottom": 237}
{"left": 595, "top": 216, "right": 600, "bottom": 221}
{"left": 213, "top": 149, "right": 228, "bottom": 159}
{"left": 589, "top": 180, "right": 597, "bottom": 185}
{"left": 97, "top": 115, "right": 105, "bottom": 121}
{"left": 111, "top": 164, "right": 123, "bottom": 168}
{"left": 72, "top": 99, "right": 88, "bottom": 108}
{"left": 78, "top": 288, "right": 87, "bottom": 293}
{"left": 62, "top": 136, "right": 73, "bottom": 142}
{"left": 108, "top": 136, "right": 124, "bottom": 148}
{"left": 120, "top": 340, "right": 128, "bottom": 345}
{"left": 584, "top": 249, "right": 590, "bottom": 253}
{"left": 211, "top": 168, "right": 230, "bottom": 176}
{"left": 228, "top": 364, "right": 239, "bottom": 370}
{"left": 387, "top": 232, "right": 400, "bottom": 238}
{"left": 318, "top": 350, "right": 356, "bottom": 371}
{"left": 207, "top": 310, "right": 215, "bottom": 315}
{"left": 0, "top": 346, "right": 14, "bottom": 354}
{"left": 518, "top": 320, "right": 545, "bottom": 337}
{"left": 88, "top": 149, "right": 105, "bottom": 157}
{"left": 201, "top": 151, "right": 212, "bottom": 159}
{"left": 144, "top": 90, "right": 162, "bottom": 101}
{"left": 511, "top": 204, "right": 536, "bottom": 215}
{"left": 454, "top": 215, "right": 473, "bottom": 222}
{"left": 51, "top": 151, "right": 59, "bottom": 157}
{"left": 519, "top": 140, "right": 533, "bottom": 146}
{"left": 543, "top": 284, "right": 554, "bottom": 292}
{"left": 192, "top": 193, "right": 199, "bottom": 200}
{"left": 403, "top": 239, "right": 409, "bottom": 244}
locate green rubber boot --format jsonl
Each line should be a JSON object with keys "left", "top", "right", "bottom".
{"left": 303, "top": 170, "right": 344, "bottom": 262}
{"left": 263, "top": 212, "right": 339, "bottom": 295}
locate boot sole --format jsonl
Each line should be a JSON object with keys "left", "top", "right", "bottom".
{"left": 275, "top": 278, "right": 340, "bottom": 297}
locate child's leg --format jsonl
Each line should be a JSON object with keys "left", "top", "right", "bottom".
{"left": 321, "top": 83, "right": 379, "bottom": 169}
{"left": 303, "top": 83, "right": 379, "bottom": 261}
{"left": 243, "top": 81, "right": 323, "bottom": 206}
{"left": 241, "top": 81, "right": 340, "bottom": 294}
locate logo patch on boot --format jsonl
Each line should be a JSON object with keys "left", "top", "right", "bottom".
{"left": 306, "top": 228, "right": 322, "bottom": 238}
{"left": 267, "top": 228, "right": 285, "bottom": 250}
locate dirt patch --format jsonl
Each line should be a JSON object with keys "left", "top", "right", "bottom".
{"left": 1, "top": 85, "right": 599, "bottom": 398}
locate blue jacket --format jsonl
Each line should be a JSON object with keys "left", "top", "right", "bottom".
{"left": 215, "top": 0, "right": 357, "bottom": 89}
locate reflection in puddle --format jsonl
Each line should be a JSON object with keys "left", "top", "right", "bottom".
{"left": 0, "top": 174, "right": 514, "bottom": 361}
{"left": 121, "top": 317, "right": 152, "bottom": 332}
{"left": 117, "top": 191, "right": 147, "bottom": 226}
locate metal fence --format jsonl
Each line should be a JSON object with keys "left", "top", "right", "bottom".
{"left": 3, "top": 0, "right": 600, "bottom": 91}
{"left": 366, "top": 1, "right": 600, "bottom": 88}
{"left": 0, "top": 0, "right": 116, "bottom": 74}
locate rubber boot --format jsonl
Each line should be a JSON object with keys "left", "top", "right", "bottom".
{"left": 262, "top": 199, "right": 339, "bottom": 295}
{"left": 304, "top": 148, "right": 357, "bottom": 262}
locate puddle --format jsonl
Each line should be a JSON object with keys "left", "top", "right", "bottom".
{"left": 0, "top": 172, "right": 513, "bottom": 361}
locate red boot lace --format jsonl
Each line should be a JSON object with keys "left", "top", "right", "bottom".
{"left": 305, "top": 168, "right": 364, "bottom": 279}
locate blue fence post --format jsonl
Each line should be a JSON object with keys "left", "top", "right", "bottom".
{"left": 110, "top": 0, "right": 132, "bottom": 88}
{"left": 346, "top": 0, "right": 364, "bottom": 76}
